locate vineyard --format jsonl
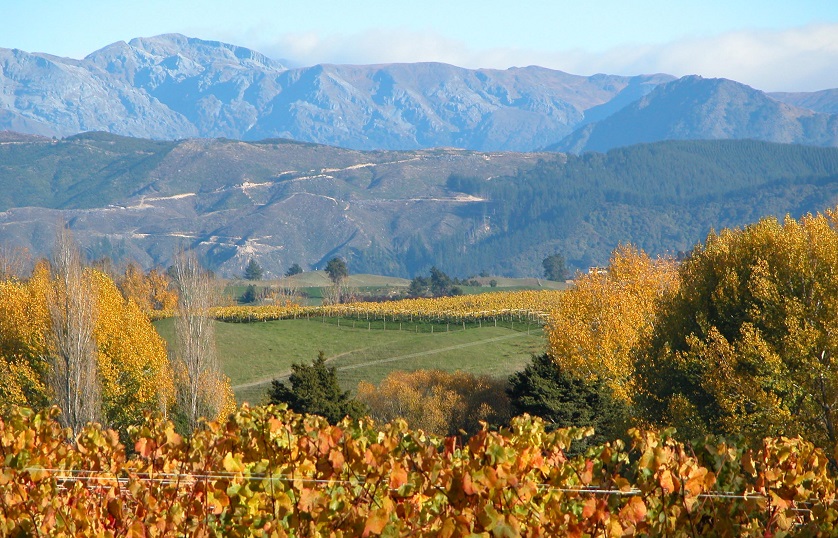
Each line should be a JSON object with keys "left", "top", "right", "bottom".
{"left": 210, "top": 290, "right": 565, "bottom": 326}
{"left": 2, "top": 405, "right": 837, "bottom": 536}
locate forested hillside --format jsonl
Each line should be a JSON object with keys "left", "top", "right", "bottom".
{"left": 441, "top": 140, "right": 838, "bottom": 275}
{"left": 2, "top": 134, "right": 838, "bottom": 277}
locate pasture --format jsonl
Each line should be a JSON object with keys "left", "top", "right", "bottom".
{"left": 154, "top": 317, "right": 546, "bottom": 404}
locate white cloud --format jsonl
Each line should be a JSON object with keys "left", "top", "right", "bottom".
{"left": 607, "top": 23, "right": 838, "bottom": 92}
{"left": 247, "top": 23, "right": 838, "bottom": 92}
{"left": 254, "top": 29, "right": 473, "bottom": 67}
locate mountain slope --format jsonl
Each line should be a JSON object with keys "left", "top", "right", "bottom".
{"left": 0, "top": 132, "right": 554, "bottom": 275}
{"left": 0, "top": 34, "right": 671, "bottom": 150}
{"left": 6, "top": 35, "right": 838, "bottom": 153}
{"left": 552, "top": 76, "right": 838, "bottom": 154}
{"left": 443, "top": 139, "right": 838, "bottom": 274}
{"left": 770, "top": 89, "right": 838, "bottom": 115}
{"left": 2, "top": 134, "right": 838, "bottom": 278}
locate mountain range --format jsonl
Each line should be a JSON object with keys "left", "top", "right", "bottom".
{"left": 4, "top": 34, "right": 838, "bottom": 278}
{"left": 5, "top": 33, "right": 838, "bottom": 153}
{"left": 551, "top": 76, "right": 838, "bottom": 153}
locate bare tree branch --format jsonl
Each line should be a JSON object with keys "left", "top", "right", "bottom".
{"left": 46, "top": 226, "right": 101, "bottom": 435}
{"left": 171, "top": 250, "right": 224, "bottom": 431}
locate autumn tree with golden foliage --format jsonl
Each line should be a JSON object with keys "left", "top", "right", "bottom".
{"left": 92, "top": 270, "right": 174, "bottom": 434}
{"left": 117, "top": 262, "right": 177, "bottom": 314}
{"left": 0, "top": 261, "right": 51, "bottom": 411}
{"left": 638, "top": 211, "right": 838, "bottom": 448}
{"left": 0, "top": 251, "right": 174, "bottom": 438}
{"left": 357, "top": 369, "right": 511, "bottom": 436}
{"left": 545, "top": 245, "right": 678, "bottom": 403}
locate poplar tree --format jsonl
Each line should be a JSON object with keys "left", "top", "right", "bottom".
{"left": 46, "top": 226, "right": 101, "bottom": 435}
{"left": 171, "top": 250, "right": 232, "bottom": 431}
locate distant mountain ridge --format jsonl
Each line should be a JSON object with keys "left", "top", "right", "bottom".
{"left": 3, "top": 33, "right": 838, "bottom": 153}
{"left": 551, "top": 76, "right": 838, "bottom": 153}
{"left": 4, "top": 33, "right": 675, "bottom": 150}
{"left": 770, "top": 89, "right": 838, "bottom": 115}
{"left": 5, "top": 34, "right": 838, "bottom": 153}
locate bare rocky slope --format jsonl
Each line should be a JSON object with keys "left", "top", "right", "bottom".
{"left": 551, "top": 76, "right": 838, "bottom": 154}
{"left": 2, "top": 34, "right": 673, "bottom": 150}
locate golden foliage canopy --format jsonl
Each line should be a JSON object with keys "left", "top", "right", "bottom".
{"left": 117, "top": 262, "right": 177, "bottom": 313}
{"left": 357, "top": 369, "right": 511, "bottom": 436}
{"left": 0, "top": 264, "right": 174, "bottom": 429}
{"left": 639, "top": 210, "right": 838, "bottom": 447}
{"left": 545, "top": 245, "right": 678, "bottom": 403}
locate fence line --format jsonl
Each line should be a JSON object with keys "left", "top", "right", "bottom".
{"left": 10, "top": 467, "right": 806, "bottom": 503}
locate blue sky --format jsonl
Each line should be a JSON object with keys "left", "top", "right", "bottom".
{"left": 3, "top": 0, "right": 838, "bottom": 91}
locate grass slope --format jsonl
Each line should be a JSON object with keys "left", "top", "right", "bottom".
{"left": 154, "top": 318, "right": 545, "bottom": 404}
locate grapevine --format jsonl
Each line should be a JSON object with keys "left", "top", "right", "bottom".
{"left": 1, "top": 405, "right": 836, "bottom": 536}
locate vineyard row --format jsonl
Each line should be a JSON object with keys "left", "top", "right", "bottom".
{"left": 2, "top": 405, "right": 836, "bottom": 536}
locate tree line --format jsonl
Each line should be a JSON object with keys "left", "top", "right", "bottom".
{"left": 546, "top": 209, "right": 838, "bottom": 453}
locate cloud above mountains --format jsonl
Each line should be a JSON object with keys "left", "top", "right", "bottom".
{"left": 256, "top": 22, "right": 838, "bottom": 92}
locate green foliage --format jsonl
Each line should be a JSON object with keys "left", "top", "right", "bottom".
{"left": 243, "top": 258, "right": 263, "bottom": 280}
{"left": 507, "top": 354, "right": 629, "bottom": 448}
{"left": 240, "top": 284, "right": 257, "bottom": 304}
{"left": 268, "top": 352, "right": 366, "bottom": 424}
{"left": 408, "top": 266, "right": 463, "bottom": 297}
{"left": 0, "top": 133, "right": 176, "bottom": 211}
{"left": 284, "top": 262, "right": 303, "bottom": 277}
{"left": 429, "top": 266, "right": 452, "bottom": 295}
{"left": 542, "top": 253, "right": 568, "bottom": 281}
{"left": 442, "top": 139, "right": 838, "bottom": 276}
{"left": 324, "top": 257, "right": 348, "bottom": 284}
{"left": 407, "top": 275, "right": 430, "bottom": 297}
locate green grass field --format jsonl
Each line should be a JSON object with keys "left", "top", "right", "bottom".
{"left": 154, "top": 317, "right": 546, "bottom": 405}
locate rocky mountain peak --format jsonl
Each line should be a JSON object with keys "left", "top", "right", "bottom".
{"left": 1, "top": 34, "right": 836, "bottom": 151}
{"left": 125, "top": 34, "right": 285, "bottom": 71}
{"left": 553, "top": 75, "right": 838, "bottom": 153}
